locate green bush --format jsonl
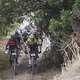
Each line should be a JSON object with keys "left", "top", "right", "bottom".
{"left": 48, "top": 10, "right": 73, "bottom": 38}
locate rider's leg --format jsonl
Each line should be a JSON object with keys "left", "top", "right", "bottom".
{"left": 35, "top": 46, "right": 39, "bottom": 58}
{"left": 40, "top": 45, "right": 42, "bottom": 53}
{"left": 15, "top": 46, "right": 19, "bottom": 64}
{"left": 10, "top": 54, "right": 12, "bottom": 66}
{"left": 14, "top": 49, "right": 18, "bottom": 64}
{"left": 39, "top": 37, "right": 43, "bottom": 53}
{"left": 16, "top": 57, "right": 18, "bottom": 64}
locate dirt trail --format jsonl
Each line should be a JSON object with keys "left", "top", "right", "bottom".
{"left": 1, "top": 58, "right": 59, "bottom": 80}
{"left": 0, "top": 37, "right": 60, "bottom": 80}
{"left": 1, "top": 36, "right": 80, "bottom": 80}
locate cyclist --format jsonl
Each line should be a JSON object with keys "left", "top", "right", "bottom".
{"left": 14, "top": 31, "right": 22, "bottom": 51}
{"left": 24, "top": 34, "right": 40, "bottom": 66}
{"left": 5, "top": 35, "right": 19, "bottom": 65}
{"left": 37, "top": 27, "right": 43, "bottom": 40}
{"left": 22, "top": 32, "right": 28, "bottom": 42}
{"left": 19, "top": 29, "right": 24, "bottom": 43}
{"left": 14, "top": 30, "right": 21, "bottom": 44}
{"left": 34, "top": 31, "right": 43, "bottom": 53}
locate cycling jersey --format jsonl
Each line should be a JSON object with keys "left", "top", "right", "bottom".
{"left": 25, "top": 38, "right": 39, "bottom": 46}
{"left": 6, "top": 39, "right": 18, "bottom": 46}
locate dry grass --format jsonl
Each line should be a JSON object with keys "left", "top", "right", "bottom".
{"left": 0, "top": 49, "right": 10, "bottom": 70}
{"left": 0, "top": 36, "right": 10, "bottom": 70}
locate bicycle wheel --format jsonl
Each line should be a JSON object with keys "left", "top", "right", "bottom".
{"left": 13, "top": 58, "right": 17, "bottom": 75}
{"left": 31, "top": 56, "right": 35, "bottom": 74}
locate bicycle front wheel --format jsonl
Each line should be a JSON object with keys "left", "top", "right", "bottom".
{"left": 13, "top": 58, "right": 17, "bottom": 75}
{"left": 31, "top": 56, "right": 35, "bottom": 74}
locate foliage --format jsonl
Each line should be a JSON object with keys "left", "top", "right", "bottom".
{"left": 49, "top": 10, "right": 73, "bottom": 38}
{"left": 0, "top": 0, "right": 76, "bottom": 36}
{"left": 0, "top": 0, "right": 46, "bottom": 35}
{"left": 72, "top": 0, "right": 80, "bottom": 19}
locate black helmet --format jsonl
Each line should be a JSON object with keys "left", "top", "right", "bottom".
{"left": 11, "top": 35, "right": 15, "bottom": 39}
{"left": 15, "top": 30, "right": 19, "bottom": 34}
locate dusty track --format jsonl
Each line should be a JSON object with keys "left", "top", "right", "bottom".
{"left": 0, "top": 37, "right": 60, "bottom": 80}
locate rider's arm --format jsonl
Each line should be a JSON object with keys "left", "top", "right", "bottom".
{"left": 6, "top": 39, "right": 11, "bottom": 50}
{"left": 24, "top": 39, "right": 30, "bottom": 54}
{"left": 24, "top": 41, "right": 27, "bottom": 47}
{"left": 24, "top": 38, "right": 29, "bottom": 47}
{"left": 34, "top": 38, "right": 40, "bottom": 45}
{"left": 6, "top": 39, "right": 11, "bottom": 46}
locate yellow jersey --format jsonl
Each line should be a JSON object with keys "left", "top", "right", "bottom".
{"left": 24, "top": 38, "right": 39, "bottom": 46}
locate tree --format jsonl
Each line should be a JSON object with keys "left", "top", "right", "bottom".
{"left": 0, "top": 0, "right": 76, "bottom": 36}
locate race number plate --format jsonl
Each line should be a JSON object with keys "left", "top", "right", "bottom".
{"left": 31, "top": 54, "right": 35, "bottom": 57}
{"left": 12, "top": 53, "right": 16, "bottom": 55}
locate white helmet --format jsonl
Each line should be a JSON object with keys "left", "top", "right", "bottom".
{"left": 29, "top": 34, "right": 34, "bottom": 38}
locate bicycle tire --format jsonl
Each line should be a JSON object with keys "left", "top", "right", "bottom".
{"left": 31, "top": 56, "right": 35, "bottom": 74}
{"left": 13, "top": 58, "right": 17, "bottom": 75}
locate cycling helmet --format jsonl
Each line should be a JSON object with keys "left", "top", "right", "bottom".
{"left": 11, "top": 35, "right": 15, "bottom": 39}
{"left": 29, "top": 34, "right": 34, "bottom": 38}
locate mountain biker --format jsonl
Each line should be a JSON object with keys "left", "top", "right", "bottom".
{"left": 14, "top": 31, "right": 22, "bottom": 50}
{"left": 37, "top": 27, "right": 43, "bottom": 38}
{"left": 5, "top": 35, "right": 19, "bottom": 65}
{"left": 14, "top": 30, "right": 21, "bottom": 42}
{"left": 22, "top": 31, "right": 28, "bottom": 42}
{"left": 34, "top": 28, "right": 44, "bottom": 53}
{"left": 24, "top": 34, "right": 40, "bottom": 66}
{"left": 19, "top": 29, "right": 24, "bottom": 43}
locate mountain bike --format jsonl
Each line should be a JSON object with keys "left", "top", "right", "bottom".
{"left": 10, "top": 49, "right": 18, "bottom": 75}
{"left": 31, "top": 52, "right": 37, "bottom": 74}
